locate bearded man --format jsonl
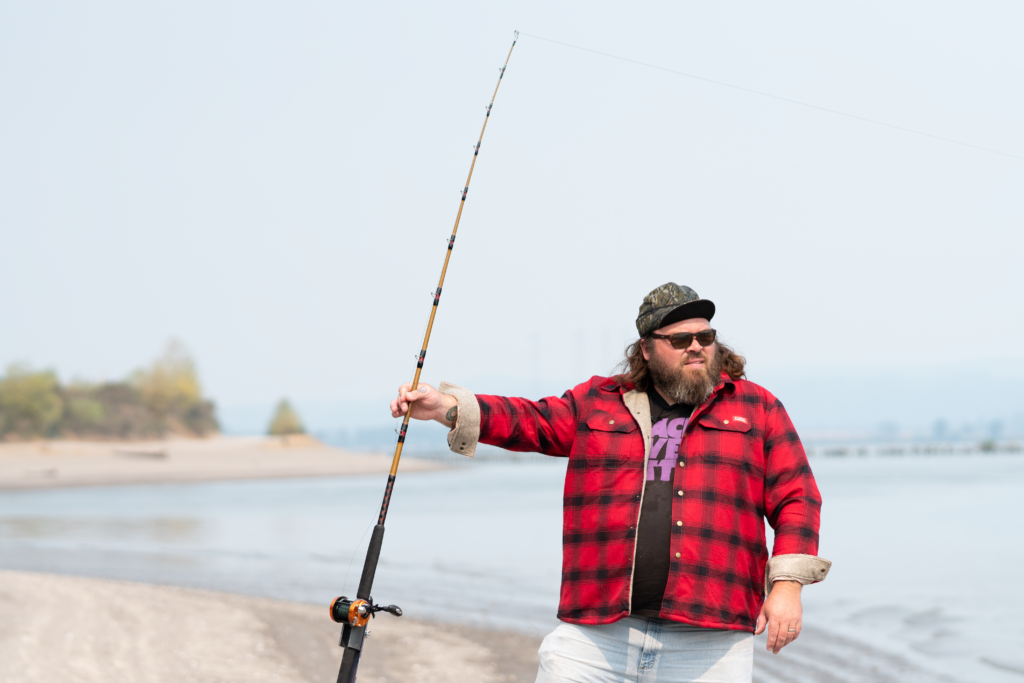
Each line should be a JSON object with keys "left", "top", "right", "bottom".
{"left": 391, "top": 283, "right": 831, "bottom": 683}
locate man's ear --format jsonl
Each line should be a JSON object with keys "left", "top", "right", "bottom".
{"left": 640, "top": 339, "right": 650, "bottom": 362}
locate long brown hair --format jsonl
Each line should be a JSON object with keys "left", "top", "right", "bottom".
{"left": 616, "top": 338, "right": 746, "bottom": 391}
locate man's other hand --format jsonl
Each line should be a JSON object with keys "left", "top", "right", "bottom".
{"left": 390, "top": 383, "right": 459, "bottom": 427}
{"left": 755, "top": 580, "right": 802, "bottom": 654}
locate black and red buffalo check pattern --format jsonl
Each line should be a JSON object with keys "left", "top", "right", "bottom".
{"left": 475, "top": 374, "right": 822, "bottom": 632}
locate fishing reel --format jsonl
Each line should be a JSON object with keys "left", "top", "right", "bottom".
{"left": 329, "top": 596, "right": 403, "bottom": 655}
{"left": 330, "top": 596, "right": 403, "bottom": 626}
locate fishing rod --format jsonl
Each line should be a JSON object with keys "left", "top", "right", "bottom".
{"left": 328, "top": 31, "right": 519, "bottom": 683}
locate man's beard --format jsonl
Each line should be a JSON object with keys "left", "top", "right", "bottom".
{"left": 647, "top": 345, "right": 723, "bottom": 405}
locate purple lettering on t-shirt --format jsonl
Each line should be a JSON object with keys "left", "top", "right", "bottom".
{"left": 650, "top": 436, "right": 667, "bottom": 459}
{"left": 647, "top": 417, "right": 688, "bottom": 481}
{"left": 666, "top": 418, "right": 687, "bottom": 438}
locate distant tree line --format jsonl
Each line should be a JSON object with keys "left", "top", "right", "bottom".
{"left": 0, "top": 340, "right": 218, "bottom": 440}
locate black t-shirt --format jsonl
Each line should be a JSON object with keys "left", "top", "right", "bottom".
{"left": 630, "top": 388, "right": 694, "bottom": 619}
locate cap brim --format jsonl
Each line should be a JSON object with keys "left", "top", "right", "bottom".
{"left": 657, "top": 300, "right": 715, "bottom": 330}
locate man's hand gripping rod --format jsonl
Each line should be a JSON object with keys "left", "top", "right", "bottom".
{"left": 330, "top": 31, "right": 518, "bottom": 683}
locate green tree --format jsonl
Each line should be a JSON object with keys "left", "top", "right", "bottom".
{"left": 0, "top": 364, "right": 64, "bottom": 438}
{"left": 134, "top": 339, "right": 203, "bottom": 419}
{"left": 132, "top": 339, "right": 218, "bottom": 435}
{"left": 268, "top": 399, "right": 305, "bottom": 436}
{"left": 67, "top": 396, "right": 106, "bottom": 426}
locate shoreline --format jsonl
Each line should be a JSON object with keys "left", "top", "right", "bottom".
{"left": 0, "top": 435, "right": 443, "bottom": 491}
{"left": 0, "top": 569, "right": 541, "bottom": 682}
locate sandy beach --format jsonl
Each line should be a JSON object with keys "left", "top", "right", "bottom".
{"left": 0, "top": 570, "right": 964, "bottom": 683}
{"left": 0, "top": 438, "right": 545, "bottom": 682}
{"left": 0, "top": 570, "right": 541, "bottom": 683}
{"left": 0, "top": 436, "right": 441, "bottom": 490}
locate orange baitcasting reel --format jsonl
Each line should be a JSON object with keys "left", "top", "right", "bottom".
{"left": 329, "top": 595, "right": 403, "bottom": 665}
{"left": 330, "top": 596, "right": 403, "bottom": 627}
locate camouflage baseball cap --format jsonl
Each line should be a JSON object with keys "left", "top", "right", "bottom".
{"left": 635, "top": 283, "right": 716, "bottom": 337}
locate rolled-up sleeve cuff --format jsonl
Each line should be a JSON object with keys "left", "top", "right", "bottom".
{"left": 439, "top": 381, "right": 480, "bottom": 458}
{"left": 765, "top": 554, "right": 832, "bottom": 594}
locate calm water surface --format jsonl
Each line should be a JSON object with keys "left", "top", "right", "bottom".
{"left": 1, "top": 455, "right": 1021, "bottom": 683}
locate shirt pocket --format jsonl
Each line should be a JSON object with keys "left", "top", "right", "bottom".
{"left": 572, "top": 410, "right": 642, "bottom": 465}
{"left": 585, "top": 411, "right": 638, "bottom": 435}
{"left": 570, "top": 411, "right": 644, "bottom": 529}
{"left": 692, "top": 414, "right": 764, "bottom": 476}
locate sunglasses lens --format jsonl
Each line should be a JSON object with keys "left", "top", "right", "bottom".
{"left": 696, "top": 330, "right": 716, "bottom": 346}
{"left": 661, "top": 329, "right": 716, "bottom": 349}
{"left": 669, "top": 333, "right": 694, "bottom": 349}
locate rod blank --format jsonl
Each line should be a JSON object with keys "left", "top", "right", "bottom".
{"left": 333, "top": 32, "right": 519, "bottom": 683}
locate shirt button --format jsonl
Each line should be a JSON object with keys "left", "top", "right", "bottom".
{"left": 677, "top": 490, "right": 684, "bottom": 496}
{"left": 676, "top": 521, "right": 683, "bottom": 526}
{"left": 675, "top": 552, "right": 681, "bottom": 558}
{"left": 609, "top": 419, "right": 615, "bottom": 424}
{"left": 723, "top": 419, "right": 730, "bottom": 424}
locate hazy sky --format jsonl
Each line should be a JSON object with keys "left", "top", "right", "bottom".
{"left": 2, "top": 2, "right": 1022, "bottom": 435}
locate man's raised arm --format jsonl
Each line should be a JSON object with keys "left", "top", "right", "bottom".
{"left": 391, "top": 381, "right": 581, "bottom": 458}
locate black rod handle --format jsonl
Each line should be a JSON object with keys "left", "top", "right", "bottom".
{"left": 337, "top": 645, "right": 360, "bottom": 683}
{"left": 357, "top": 524, "right": 385, "bottom": 600}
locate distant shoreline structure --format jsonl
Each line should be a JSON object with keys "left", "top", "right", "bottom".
{"left": 802, "top": 438, "right": 1022, "bottom": 458}
{"left": 398, "top": 438, "right": 1024, "bottom": 467}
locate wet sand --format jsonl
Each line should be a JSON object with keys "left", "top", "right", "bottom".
{"left": 0, "top": 570, "right": 541, "bottom": 683}
{"left": 0, "top": 436, "right": 441, "bottom": 490}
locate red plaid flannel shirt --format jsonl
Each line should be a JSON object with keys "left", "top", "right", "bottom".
{"left": 475, "top": 373, "right": 823, "bottom": 631}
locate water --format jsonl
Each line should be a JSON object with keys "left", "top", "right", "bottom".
{"left": 0, "top": 454, "right": 1022, "bottom": 682}
{"left": 797, "top": 454, "right": 1024, "bottom": 682}
{"left": 0, "top": 462, "right": 569, "bottom": 634}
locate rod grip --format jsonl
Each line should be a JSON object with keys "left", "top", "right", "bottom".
{"left": 337, "top": 646, "right": 360, "bottom": 683}
{"left": 357, "top": 524, "right": 385, "bottom": 600}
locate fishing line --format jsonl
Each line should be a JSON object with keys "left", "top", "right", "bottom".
{"left": 520, "top": 32, "right": 1024, "bottom": 162}
{"left": 341, "top": 519, "right": 375, "bottom": 596}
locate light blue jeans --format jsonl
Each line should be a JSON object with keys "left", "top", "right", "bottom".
{"left": 535, "top": 616, "right": 753, "bottom": 683}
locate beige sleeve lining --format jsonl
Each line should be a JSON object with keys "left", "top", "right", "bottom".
{"left": 439, "top": 381, "right": 480, "bottom": 458}
{"left": 765, "top": 554, "right": 832, "bottom": 595}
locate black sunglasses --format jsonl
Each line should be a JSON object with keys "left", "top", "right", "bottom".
{"left": 648, "top": 329, "right": 717, "bottom": 350}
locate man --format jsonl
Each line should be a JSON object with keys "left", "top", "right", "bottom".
{"left": 391, "top": 283, "right": 830, "bottom": 682}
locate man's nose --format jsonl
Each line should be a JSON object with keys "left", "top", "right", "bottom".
{"left": 686, "top": 338, "right": 703, "bottom": 353}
